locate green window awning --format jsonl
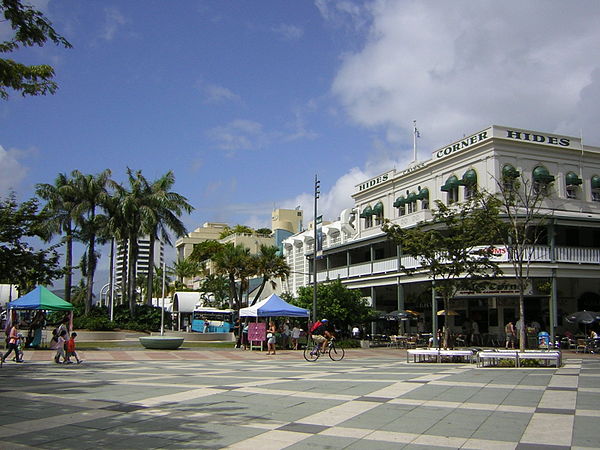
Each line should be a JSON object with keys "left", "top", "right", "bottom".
{"left": 372, "top": 201, "right": 384, "bottom": 216}
{"left": 460, "top": 169, "right": 477, "bottom": 186}
{"left": 360, "top": 205, "right": 373, "bottom": 218}
{"left": 417, "top": 187, "right": 429, "bottom": 200}
{"left": 441, "top": 175, "right": 459, "bottom": 192}
{"left": 406, "top": 192, "right": 418, "bottom": 203}
{"left": 502, "top": 164, "right": 520, "bottom": 179}
{"left": 566, "top": 172, "right": 582, "bottom": 186}
{"left": 592, "top": 175, "right": 600, "bottom": 189}
{"left": 393, "top": 196, "right": 406, "bottom": 207}
{"left": 533, "top": 166, "right": 555, "bottom": 183}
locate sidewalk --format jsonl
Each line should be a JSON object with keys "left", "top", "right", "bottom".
{"left": 0, "top": 350, "right": 598, "bottom": 448}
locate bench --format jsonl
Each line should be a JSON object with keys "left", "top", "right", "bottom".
{"left": 407, "top": 349, "right": 475, "bottom": 363}
{"left": 477, "top": 350, "right": 561, "bottom": 368}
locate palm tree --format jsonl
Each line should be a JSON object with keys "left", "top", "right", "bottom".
{"left": 251, "top": 245, "right": 290, "bottom": 304}
{"left": 71, "top": 169, "right": 112, "bottom": 314}
{"left": 170, "top": 258, "right": 202, "bottom": 287}
{"left": 35, "top": 173, "right": 78, "bottom": 304}
{"left": 213, "top": 243, "right": 254, "bottom": 310}
{"left": 142, "top": 171, "right": 193, "bottom": 305}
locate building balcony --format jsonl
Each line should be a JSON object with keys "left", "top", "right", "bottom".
{"left": 314, "top": 245, "right": 600, "bottom": 282}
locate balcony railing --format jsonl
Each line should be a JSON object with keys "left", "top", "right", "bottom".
{"left": 314, "top": 245, "right": 600, "bottom": 282}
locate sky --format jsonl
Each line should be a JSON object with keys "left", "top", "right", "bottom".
{"left": 3, "top": 0, "right": 600, "bottom": 284}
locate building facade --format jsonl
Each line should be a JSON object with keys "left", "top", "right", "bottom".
{"left": 115, "top": 236, "right": 164, "bottom": 298}
{"left": 283, "top": 125, "right": 600, "bottom": 338}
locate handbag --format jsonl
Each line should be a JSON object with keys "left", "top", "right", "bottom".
{"left": 266, "top": 333, "right": 273, "bottom": 339}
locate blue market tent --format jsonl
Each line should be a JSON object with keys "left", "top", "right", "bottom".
{"left": 239, "top": 293, "right": 309, "bottom": 318}
{"left": 7, "top": 286, "right": 74, "bottom": 311}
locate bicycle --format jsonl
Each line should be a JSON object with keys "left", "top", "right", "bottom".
{"left": 303, "top": 337, "right": 345, "bottom": 362}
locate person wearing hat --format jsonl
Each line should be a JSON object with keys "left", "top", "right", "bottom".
{"left": 310, "top": 319, "right": 333, "bottom": 355}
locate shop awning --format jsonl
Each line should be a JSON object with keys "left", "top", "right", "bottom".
{"left": 417, "top": 188, "right": 429, "bottom": 200}
{"left": 533, "top": 166, "right": 555, "bottom": 183}
{"left": 441, "top": 175, "right": 459, "bottom": 192}
{"left": 592, "top": 175, "right": 600, "bottom": 189}
{"left": 406, "top": 192, "right": 418, "bottom": 203}
{"left": 460, "top": 169, "right": 477, "bottom": 186}
{"left": 566, "top": 172, "right": 582, "bottom": 186}
{"left": 393, "top": 196, "right": 406, "bottom": 207}
{"left": 372, "top": 201, "right": 384, "bottom": 216}
{"left": 502, "top": 164, "right": 520, "bottom": 179}
{"left": 360, "top": 205, "right": 373, "bottom": 218}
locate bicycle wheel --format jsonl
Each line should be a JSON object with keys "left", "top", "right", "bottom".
{"left": 303, "top": 345, "right": 320, "bottom": 362}
{"left": 328, "top": 343, "right": 345, "bottom": 361}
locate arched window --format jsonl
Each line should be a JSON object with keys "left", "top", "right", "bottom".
{"left": 532, "top": 166, "right": 554, "bottom": 196}
{"left": 591, "top": 175, "right": 600, "bottom": 202}
{"left": 417, "top": 187, "right": 429, "bottom": 210}
{"left": 373, "top": 201, "right": 384, "bottom": 225}
{"left": 394, "top": 196, "right": 406, "bottom": 216}
{"left": 441, "top": 175, "right": 459, "bottom": 204}
{"left": 406, "top": 192, "right": 418, "bottom": 214}
{"left": 502, "top": 164, "right": 520, "bottom": 191}
{"left": 460, "top": 169, "right": 477, "bottom": 200}
{"left": 565, "top": 172, "right": 582, "bottom": 199}
{"left": 360, "top": 205, "right": 373, "bottom": 228}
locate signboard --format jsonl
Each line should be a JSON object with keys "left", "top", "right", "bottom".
{"left": 455, "top": 281, "right": 533, "bottom": 297}
{"left": 248, "top": 322, "right": 266, "bottom": 342}
{"left": 356, "top": 172, "right": 393, "bottom": 192}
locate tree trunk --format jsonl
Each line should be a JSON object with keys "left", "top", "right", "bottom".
{"left": 252, "top": 278, "right": 267, "bottom": 305}
{"left": 228, "top": 274, "right": 236, "bottom": 309}
{"left": 518, "top": 292, "right": 526, "bottom": 352}
{"left": 127, "top": 236, "right": 138, "bottom": 316}
{"left": 85, "top": 233, "right": 96, "bottom": 315}
{"left": 64, "top": 222, "right": 73, "bottom": 304}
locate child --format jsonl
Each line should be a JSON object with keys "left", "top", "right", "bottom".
{"left": 13, "top": 333, "right": 24, "bottom": 363}
{"left": 66, "top": 332, "right": 82, "bottom": 364}
{"left": 54, "top": 330, "right": 67, "bottom": 364}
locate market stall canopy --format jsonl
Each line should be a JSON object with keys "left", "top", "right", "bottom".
{"left": 172, "top": 292, "right": 201, "bottom": 313}
{"left": 239, "top": 294, "right": 309, "bottom": 318}
{"left": 7, "top": 286, "right": 73, "bottom": 311}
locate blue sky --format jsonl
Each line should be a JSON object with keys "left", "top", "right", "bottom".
{"left": 3, "top": 0, "right": 600, "bottom": 278}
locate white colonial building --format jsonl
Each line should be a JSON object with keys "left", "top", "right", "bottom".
{"left": 283, "top": 125, "right": 600, "bottom": 341}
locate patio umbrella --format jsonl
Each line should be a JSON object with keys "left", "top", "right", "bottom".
{"left": 385, "top": 310, "right": 421, "bottom": 320}
{"left": 565, "top": 310, "right": 600, "bottom": 324}
{"left": 437, "top": 309, "right": 459, "bottom": 316}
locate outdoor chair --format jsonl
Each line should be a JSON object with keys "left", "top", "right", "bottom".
{"left": 576, "top": 339, "right": 589, "bottom": 353}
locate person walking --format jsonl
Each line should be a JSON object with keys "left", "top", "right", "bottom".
{"left": 291, "top": 325, "right": 301, "bottom": 350}
{"left": 1, "top": 323, "right": 19, "bottom": 366}
{"left": 266, "top": 321, "right": 277, "bottom": 355}
{"left": 66, "top": 332, "right": 82, "bottom": 364}
{"left": 54, "top": 330, "right": 67, "bottom": 364}
{"left": 505, "top": 321, "right": 516, "bottom": 349}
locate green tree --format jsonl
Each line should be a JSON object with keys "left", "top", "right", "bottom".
{"left": 383, "top": 196, "right": 502, "bottom": 348}
{"left": 1, "top": 0, "right": 72, "bottom": 99}
{"left": 189, "top": 240, "right": 224, "bottom": 263}
{"left": 481, "top": 168, "right": 554, "bottom": 351}
{"left": 170, "top": 258, "right": 202, "bottom": 286}
{"left": 0, "top": 192, "right": 62, "bottom": 292}
{"left": 71, "top": 169, "right": 112, "bottom": 314}
{"left": 292, "top": 279, "right": 373, "bottom": 331}
{"left": 212, "top": 243, "right": 253, "bottom": 310}
{"left": 251, "top": 245, "right": 290, "bottom": 305}
{"left": 141, "top": 170, "right": 192, "bottom": 304}
{"left": 218, "top": 224, "right": 254, "bottom": 239}
{"left": 35, "top": 173, "right": 78, "bottom": 304}
{"left": 198, "top": 274, "right": 230, "bottom": 308}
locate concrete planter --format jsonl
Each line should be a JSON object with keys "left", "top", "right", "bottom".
{"left": 139, "top": 336, "right": 184, "bottom": 349}
{"left": 360, "top": 340, "right": 371, "bottom": 349}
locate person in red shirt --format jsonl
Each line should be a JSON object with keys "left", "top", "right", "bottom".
{"left": 66, "top": 332, "right": 82, "bottom": 364}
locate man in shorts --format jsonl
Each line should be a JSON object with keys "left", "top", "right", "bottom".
{"left": 311, "top": 319, "right": 333, "bottom": 354}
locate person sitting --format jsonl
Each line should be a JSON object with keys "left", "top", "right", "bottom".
{"left": 311, "top": 319, "right": 333, "bottom": 354}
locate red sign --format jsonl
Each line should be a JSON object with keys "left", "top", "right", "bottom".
{"left": 248, "top": 322, "right": 266, "bottom": 342}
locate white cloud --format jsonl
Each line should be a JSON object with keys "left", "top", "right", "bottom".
{"left": 0, "top": 145, "right": 28, "bottom": 195}
{"left": 199, "top": 81, "right": 241, "bottom": 104}
{"left": 207, "top": 119, "right": 269, "bottom": 153}
{"left": 100, "top": 7, "right": 127, "bottom": 41}
{"left": 272, "top": 24, "right": 304, "bottom": 41}
{"left": 330, "top": 0, "right": 600, "bottom": 151}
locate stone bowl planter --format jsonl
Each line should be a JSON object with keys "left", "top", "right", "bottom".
{"left": 139, "top": 336, "right": 184, "bottom": 350}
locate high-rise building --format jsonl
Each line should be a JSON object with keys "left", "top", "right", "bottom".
{"left": 114, "top": 236, "right": 164, "bottom": 299}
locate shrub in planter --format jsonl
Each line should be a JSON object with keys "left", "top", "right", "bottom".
{"left": 520, "top": 358, "right": 542, "bottom": 367}
{"left": 498, "top": 359, "right": 516, "bottom": 367}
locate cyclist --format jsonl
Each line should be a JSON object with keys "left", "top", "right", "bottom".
{"left": 311, "top": 319, "right": 333, "bottom": 355}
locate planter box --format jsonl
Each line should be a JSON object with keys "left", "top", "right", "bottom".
{"left": 139, "top": 336, "right": 184, "bottom": 350}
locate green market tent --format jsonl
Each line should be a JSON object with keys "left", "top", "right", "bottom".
{"left": 7, "top": 286, "right": 74, "bottom": 311}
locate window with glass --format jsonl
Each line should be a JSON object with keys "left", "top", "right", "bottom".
{"left": 441, "top": 175, "right": 459, "bottom": 204}
{"left": 393, "top": 196, "right": 406, "bottom": 216}
{"left": 460, "top": 169, "right": 477, "bottom": 200}
{"left": 502, "top": 164, "right": 520, "bottom": 191}
{"left": 565, "top": 172, "right": 582, "bottom": 199}
{"left": 406, "top": 192, "right": 417, "bottom": 213}
{"left": 418, "top": 187, "right": 429, "bottom": 210}
{"left": 592, "top": 175, "right": 600, "bottom": 202}
{"left": 532, "top": 166, "right": 554, "bottom": 196}
{"left": 360, "top": 205, "right": 373, "bottom": 228}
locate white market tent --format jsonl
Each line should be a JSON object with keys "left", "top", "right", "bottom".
{"left": 239, "top": 293, "right": 309, "bottom": 318}
{"left": 172, "top": 292, "right": 201, "bottom": 314}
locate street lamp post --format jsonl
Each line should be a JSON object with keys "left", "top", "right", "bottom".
{"left": 313, "top": 175, "right": 320, "bottom": 322}
{"left": 160, "top": 259, "right": 166, "bottom": 336}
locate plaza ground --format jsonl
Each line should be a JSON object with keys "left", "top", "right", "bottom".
{"left": 0, "top": 348, "right": 599, "bottom": 449}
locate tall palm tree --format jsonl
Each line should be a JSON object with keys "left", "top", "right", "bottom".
{"left": 170, "top": 258, "right": 202, "bottom": 287}
{"left": 71, "top": 169, "right": 112, "bottom": 314}
{"left": 251, "top": 245, "right": 290, "bottom": 305}
{"left": 142, "top": 171, "right": 193, "bottom": 305}
{"left": 213, "top": 243, "right": 253, "bottom": 310}
{"left": 35, "top": 173, "right": 78, "bottom": 304}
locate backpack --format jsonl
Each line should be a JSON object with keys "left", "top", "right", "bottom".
{"left": 309, "top": 321, "right": 322, "bottom": 334}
